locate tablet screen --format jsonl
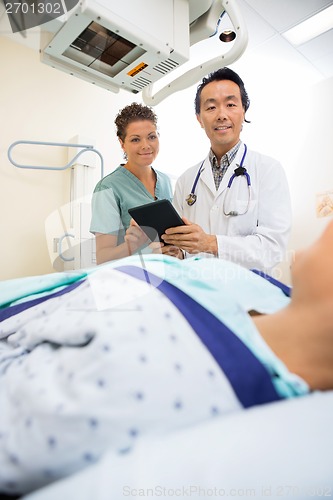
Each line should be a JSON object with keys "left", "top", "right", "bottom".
{"left": 128, "top": 199, "right": 184, "bottom": 242}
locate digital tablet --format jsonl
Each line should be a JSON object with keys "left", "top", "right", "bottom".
{"left": 128, "top": 199, "right": 184, "bottom": 242}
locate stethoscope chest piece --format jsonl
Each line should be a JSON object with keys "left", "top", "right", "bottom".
{"left": 186, "top": 193, "right": 197, "bottom": 206}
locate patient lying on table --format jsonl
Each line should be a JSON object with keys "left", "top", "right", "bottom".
{"left": 0, "top": 220, "right": 332, "bottom": 495}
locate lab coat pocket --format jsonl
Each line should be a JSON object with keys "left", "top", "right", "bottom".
{"left": 227, "top": 199, "right": 258, "bottom": 236}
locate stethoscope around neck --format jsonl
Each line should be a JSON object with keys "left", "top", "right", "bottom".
{"left": 186, "top": 143, "right": 251, "bottom": 216}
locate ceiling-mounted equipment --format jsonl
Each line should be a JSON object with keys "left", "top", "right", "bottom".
{"left": 40, "top": 0, "right": 247, "bottom": 105}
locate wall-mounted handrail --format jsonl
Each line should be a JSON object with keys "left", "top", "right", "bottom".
{"left": 7, "top": 140, "right": 104, "bottom": 179}
{"left": 58, "top": 233, "right": 75, "bottom": 262}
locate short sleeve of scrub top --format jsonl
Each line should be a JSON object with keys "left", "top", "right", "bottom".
{"left": 90, "top": 166, "right": 173, "bottom": 243}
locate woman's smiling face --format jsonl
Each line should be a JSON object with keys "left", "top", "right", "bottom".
{"left": 119, "top": 120, "right": 159, "bottom": 168}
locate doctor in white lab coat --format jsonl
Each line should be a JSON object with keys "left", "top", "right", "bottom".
{"left": 161, "top": 67, "right": 291, "bottom": 272}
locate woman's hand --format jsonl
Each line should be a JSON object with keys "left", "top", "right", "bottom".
{"left": 150, "top": 241, "right": 184, "bottom": 259}
{"left": 124, "top": 219, "right": 149, "bottom": 255}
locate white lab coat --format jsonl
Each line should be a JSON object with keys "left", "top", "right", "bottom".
{"left": 173, "top": 143, "right": 292, "bottom": 271}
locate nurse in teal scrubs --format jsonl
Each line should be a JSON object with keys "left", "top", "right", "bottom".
{"left": 90, "top": 103, "right": 173, "bottom": 264}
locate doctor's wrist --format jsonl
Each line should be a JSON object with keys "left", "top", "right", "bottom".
{"left": 206, "top": 235, "right": 218, "bottom": 256}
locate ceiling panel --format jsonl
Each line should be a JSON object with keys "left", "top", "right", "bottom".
{"left": 239, "top": 0, "right": 333, "bottom": 80}
{"left": 241, "top": 0, "right": 333, "bottom": 32}
{"left": 237, "top": 0, "right": 276, "bottom": 49}
{"left": 298, "top": 28, "right": 333, "bottom": 61}
{"left": 309, "top": 50, "right": 333, "bottom": 78}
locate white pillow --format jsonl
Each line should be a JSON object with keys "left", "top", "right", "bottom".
{"left": 23, "top": 391, "right": 333, "bottom": 500}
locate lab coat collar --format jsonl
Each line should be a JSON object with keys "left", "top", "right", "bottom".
{"left": 200, "top": 156, "right": 216, "bottom": 195}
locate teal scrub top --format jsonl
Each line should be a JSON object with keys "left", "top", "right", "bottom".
{"left": 90, "top": 165, "right": 173, "bottom": 243}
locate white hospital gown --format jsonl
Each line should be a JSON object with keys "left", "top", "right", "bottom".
{"left": 0, "top": 256, "right": 308, "bottom": 495}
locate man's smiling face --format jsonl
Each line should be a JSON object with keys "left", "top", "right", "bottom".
{"left": 196, "top": 79, "right": 245, "bottom": 160}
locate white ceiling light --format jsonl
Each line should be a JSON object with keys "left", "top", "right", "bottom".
{"left": 282, "top": 4, "right": 333, "bottom": 46}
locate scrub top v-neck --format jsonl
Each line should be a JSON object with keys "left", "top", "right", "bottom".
{"left": 90, "top": 165, "right": 173, "bottom": 242}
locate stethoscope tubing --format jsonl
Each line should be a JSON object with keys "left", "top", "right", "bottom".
{"left": 226, "top": 144, "right": 250, "bottom": 188}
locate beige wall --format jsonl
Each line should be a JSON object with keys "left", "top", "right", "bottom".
{"left": 0, "top": 36, "right": 133, "bottom": 280}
